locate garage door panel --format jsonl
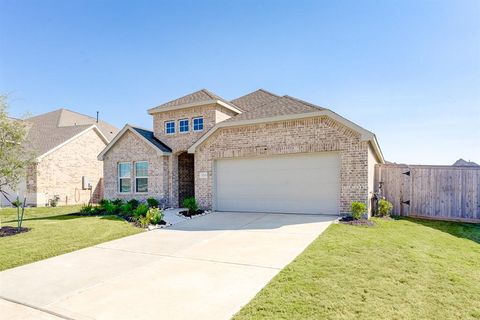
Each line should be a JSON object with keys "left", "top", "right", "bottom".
{"left": 214, "top": 153, "right": 340, "bottom": 215}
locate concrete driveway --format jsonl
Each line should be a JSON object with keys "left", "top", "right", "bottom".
{"left": 1, "top": 211, "right": 335, "bottom": 320}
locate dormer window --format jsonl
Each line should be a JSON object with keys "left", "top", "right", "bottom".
{"left": 179, "top": 119, "right": 189, "bottom": 133}
{"left": 165, "top": 121, "right": 175, "bottom": 134}
{"left": 193, "top": 117, "right": 204, "bottom": 131}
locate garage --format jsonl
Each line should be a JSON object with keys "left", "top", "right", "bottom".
{"left": 214, "top": 152, "right": 340, "bottom": 214}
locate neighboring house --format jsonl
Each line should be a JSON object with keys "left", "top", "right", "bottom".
{"left": 452, "top": 158, "right": 479, "bottom": 167}
{"left": 1, "top": 109, "right": 118, "bottom": 207}
{"left": 98, "top": 89, "right": 384, "bottom": 215}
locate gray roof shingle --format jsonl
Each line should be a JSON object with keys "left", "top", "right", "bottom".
{"left": 149, "top": 89, "right": 241, "bottom": 113}
{"left": 230, "top": 89, "right": 280, "bottom": 111}
{"left": 24, "top": 109, "right": 119, "bottom": 157}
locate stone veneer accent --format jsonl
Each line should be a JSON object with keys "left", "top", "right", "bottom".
{"left": 194, "top": 116, "right": 370, "bottom": 214}
{"left": 29, "top": 129, "right": 106, "bottom": 206}
{"left": 103, "top": 131, "right": 169, "bottom": 203}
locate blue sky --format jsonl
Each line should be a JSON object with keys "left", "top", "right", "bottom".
{"left": 1, "top": 0, "right": 479, "bottom": 165}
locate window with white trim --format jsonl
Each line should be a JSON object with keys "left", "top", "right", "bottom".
{"left": 135, "top": 161, "right": 148, "bottom": 193}
{"left": 193, "top": 117, "right": 204, "bottom": 131}
{"left": 118, "top": 162, "right": 131, "bottom": 193}
{"left": 179, "top": 119, "right": 189, "bottom": 132}
{"left": 165, "top": 121, "right": 175, "bottom": 134}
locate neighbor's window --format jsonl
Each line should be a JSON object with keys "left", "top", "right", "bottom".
{"left": 135, "top": 161, "right": 148, "bottom": 193}
{"left": 193, "top": 117, "right": 204, "bottom": 131}
{"left": 179, "top": 119, "right": 189, "bottom": 132}
{"left": 118, "top": 162, "right": 131, "bottom": 193}
{"left": 165, "top": 121, "right": 175, "bottom": 134}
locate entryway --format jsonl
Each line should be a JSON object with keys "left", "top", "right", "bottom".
{"left": 177, "top": 152, "right": 194, "bottom": 205}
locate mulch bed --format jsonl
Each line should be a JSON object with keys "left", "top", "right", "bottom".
{"left": 179, "top": 210, "right": 204, "bottom": 218}
{"left": 339, "top": 216, "right": 376, "bottom": 227}
{"left": 0, "top": 226, "right": 30, "bottom": 237}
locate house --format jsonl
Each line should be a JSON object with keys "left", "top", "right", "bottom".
{"left": 1, "top": 109, "right": 118, "bottom": 207}
{"left": 98, "top": 89, "right": 384, "bottom": 215}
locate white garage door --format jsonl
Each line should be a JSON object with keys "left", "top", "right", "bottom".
{"left": 214, "top": 152, "right": 340, "bottom": 215}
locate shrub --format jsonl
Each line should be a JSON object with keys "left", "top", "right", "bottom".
{"left": 146, "top": 197, "right": 159, "bottom": 208}
{"left": 99, "top": 199, "right": 109, "bottom": 207}
{"left": 127, "top": 199, "right": 140, "bottom": 209}
{"left": 146, "top": 207, "right": 164, "bottom": 225}
{"left": 138, "top": 216, "right": 150, "bottom": 228}
{"left": 182, "top": 197, "right": 198, "bottom": 213}
{"left": 133, "top": 203, "right": 149, "bottom": 219}
{"left": 119, "top": 203, "right": 133, "bottom": 217}
{"left": 80, "top": 204, "right": 96, "bottom": 215}
{"left": 103, "top": 201, "right": 118, "bottom": 215}
{"left": 351, "top": 202, "right": 367, "bottom": 220}
{"left": 112, "top": 198, "right": 124, "bottom": 206}
{"left": 377, "top": 199, "right": 393, "bottom": 217}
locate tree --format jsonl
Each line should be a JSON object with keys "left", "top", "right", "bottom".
{"left": 0, "top": 96, "right": 33, "bottom": 205}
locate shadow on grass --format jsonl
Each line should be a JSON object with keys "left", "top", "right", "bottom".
{"left": 398, "top": 216, "right": 480, "bottom": 244}
{"left": 4, "top": 213, "right": 124, "bottom": 223}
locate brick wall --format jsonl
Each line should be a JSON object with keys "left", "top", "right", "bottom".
{"left": 34, "top": 129, "right": 106, "bottom": 206}
{"left": 194, "top": 116, "right": 370, "bottom": 214}
{"left": 152, "top": 104, "right": 237, "bottom": 153}
{"left": 103, "top": 130, "right": 169, "bottom": 203}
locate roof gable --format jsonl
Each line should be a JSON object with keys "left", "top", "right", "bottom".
{"left": 147, "top": 89, "right": 242, "bottom": 114}
{"left": 98, "top": 125, "right": 172, "bottom": 160}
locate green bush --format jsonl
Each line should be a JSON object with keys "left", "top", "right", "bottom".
{"left": 146, "top": 197, "right": 159, "bottom": 208}
{"left": 112, "top": 198, "right": 124, "bottom": 206}
{"left": 146, "top": 207, "right": 164, "bottom": 225}
{"left": 80, "top": 204, "right": 96, "bottom": 215}
{"left": 182, "top": 197, "right": 198, "bottom": 213}
{"left": 377, "top": 199, "right": 393, "bottom": 217}
{"left": 103, "top": 201, "right": 118, "bottom": 215}
{"left": 138, "top": 216, "right": 150, "bottom": 228}
{"left": 351, "top": 202, "right": 367, "bottom": 220}
{"left": 119, "top": 203, "right": 133, "bottom": 217}
{"left": 99, "top": 199, "right": 109, "bottom": 207}
{"left": 127, "top": 199, "right": 140, "bottom": 209}
{"left": 133, "top": 203, "right": 149, "bottom": 219}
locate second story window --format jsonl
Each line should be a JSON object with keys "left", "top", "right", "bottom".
{"left": 179, "top": 119, "right": 189, "bottom": 133}
{"left": 165, "top": 121, "right": 175, "bottom": 134}
{"left": 193, "top": 117, "right": 204, "bottom": 131}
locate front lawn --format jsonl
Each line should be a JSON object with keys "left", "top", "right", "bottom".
{"left": 234, "top": 218, "right": 480, "bottom": 320}
{"left": 0, "top": 205, "right": 142, "bottom": 271}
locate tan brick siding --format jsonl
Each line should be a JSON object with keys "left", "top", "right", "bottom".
{"left": 152, "top": 104, "right": 236, "bottom": 153}
{"left": 194, "top": 116, "right": 370, "bottom": 214}
{"left": 103, "top": 130, "right": 169, "bottom": 204}
{"left": 34, "top": 129, "right": 106, "bottom": 206}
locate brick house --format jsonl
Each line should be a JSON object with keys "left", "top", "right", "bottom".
{"left": 98, "top": 89, "right": 384, "bottom": 215}
{"left": 1, "top": 109, "right": 118, "bottom": 207}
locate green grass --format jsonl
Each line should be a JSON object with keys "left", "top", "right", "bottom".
{"left": 0, "top": 205, "right": 142, "bottom": 271}
{"left": 234, "top": 217, "right": 480, "bottom": 320}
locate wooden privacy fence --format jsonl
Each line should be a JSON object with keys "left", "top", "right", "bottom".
{"left": 374, "top": 164, "right": 480, "bottom": 223}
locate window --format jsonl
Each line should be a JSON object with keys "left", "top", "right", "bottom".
{"left": 179, "top": 119, "right": 189, "bottom": 132}
{"left": 193, "top": 117, "right": 204, "bottom": 131}
{"left": 165, "top": 121, "right": 175, "bottom": 134}
{"left": 118, "top": 162, "right": 131, "bottom": 193}
{"left": 135, "top": 161, "right": 148, "bottom": 193}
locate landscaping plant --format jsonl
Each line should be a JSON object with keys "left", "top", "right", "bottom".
{"left": 133, "top": 203, "right": 149, "bottom": 219}
{"left": 119, "top": 203, "right": 133, "bottom": 217}
{"left": 350, "top": 202, "right": 367, "bottom": 220}
{"left": 182, "top": 197, "right": 199, "bottom": 214}
{"left": 146, "top": 207, "right": 164, "bottom": 225}
{"left": 112, "top": 198, "right": 124, "bottom": 206}
{"left": 146, "top": 197, "right": 159, "bottom": 208}
{"left": 377, "top": 198, "right": 393, "bottom": 217}
{"left": 80, "top": 204, "right": 96, "bottom": 215}
{"left": 127, "top": 199, "right": 140, "bottom": 209}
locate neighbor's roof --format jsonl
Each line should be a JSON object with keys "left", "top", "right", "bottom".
{"left": 147, "top": 89, "right": 242, "bottom": 114}
{"left": 24, "top": 109, "right": 119, "bottom": 157}
{"left": 452, "top": 158, "right": 479, "bottom": 167}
